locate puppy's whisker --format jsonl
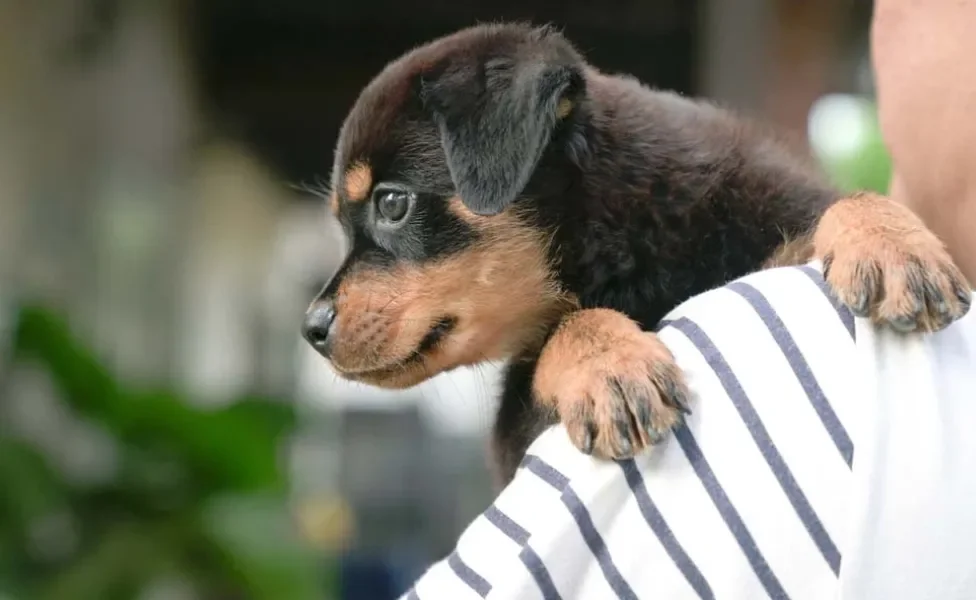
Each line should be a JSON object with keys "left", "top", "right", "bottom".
{"left": 289, "top": 180, "right": 333, "bottom": 200}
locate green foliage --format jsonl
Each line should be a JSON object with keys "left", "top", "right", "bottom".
{"left": 0, "top": 304, "right": 332, "bottom": 599}
{"left": 814, "top": 98, "right": 893, "bottom": 195}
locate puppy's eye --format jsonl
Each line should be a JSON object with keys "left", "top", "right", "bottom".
{"left": 376, "top": 190, "right": 412, "bottom": 223}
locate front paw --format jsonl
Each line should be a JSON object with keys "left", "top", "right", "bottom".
{"left": 534, "top": 309, "right": 690, "bottom": 459}
{"left": 814, "top": 192, "right": 972, "bottom": 333}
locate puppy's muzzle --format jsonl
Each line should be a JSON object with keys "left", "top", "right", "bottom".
{"left": 302, "top": 300, "right": 337, "bottom": 358}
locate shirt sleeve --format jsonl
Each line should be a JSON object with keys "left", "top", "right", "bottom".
{"left": 837, "top": 287, "right": 976, "bottom": 600}
{"left": 401, "top": 263, "right": 862, "bottom": 600}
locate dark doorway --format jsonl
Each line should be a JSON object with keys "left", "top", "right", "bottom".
{"left": 185, "top": 0, "right": 700, "bottom": 189}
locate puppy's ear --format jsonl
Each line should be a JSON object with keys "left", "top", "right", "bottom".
{"left": 421, "top": 44, "right": 584, "bottom": 216}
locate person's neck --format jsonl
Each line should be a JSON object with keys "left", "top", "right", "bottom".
{"left": 890, "top": 175, "right": 976, "bottom": 286}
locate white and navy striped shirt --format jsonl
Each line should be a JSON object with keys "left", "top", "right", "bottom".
{"left": 401, "top": 264, "right": 976, "bottom": 600}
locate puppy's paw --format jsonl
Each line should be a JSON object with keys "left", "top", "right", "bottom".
{"left": 814, "top": 191, "right": 972, "bottom": 333}
{"left": 534, "top": 309, "right": 690, "bottom": 459}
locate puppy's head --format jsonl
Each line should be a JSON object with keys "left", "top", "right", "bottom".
{"left": 303, "top": 23, "right": 585, "bottom": 389}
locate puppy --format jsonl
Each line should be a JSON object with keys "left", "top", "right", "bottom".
{"left": 303, "top": 23, "right": 972, "bottom": 486}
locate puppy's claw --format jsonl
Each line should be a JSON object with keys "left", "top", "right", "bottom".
{"left": 646, "top": 425, "right": 665, "bottom": 446}
{"left": 634, "top": 391, "right": 653, "bottom": 427}
{"left": 579, "top": 422, "right": 595, "bottom": 455}
{"left": 671, "top": 385, "right": 693, "bottom": 415}
{"left": 821, "top": 253, "right": 834, "bottom": 280}
{"left": 851, "top": 292, "right": 870, "bottom": 318}
{"left": 615, "top": 424, "right": 633, "bottom": 456}
{"left": 956, "top": 286, "right": 973, "bottom": 307}
{"left": 890, "top": 315, "right": 918, "bottom": 333}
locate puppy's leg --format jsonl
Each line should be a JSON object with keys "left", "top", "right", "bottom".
{"left": 533, "top": 308, "right": 689, "bottom": 460}
{"left": 812, "top": 191, "right": 971, "bottom": 332}
{"left": 491, "top": 355, "right": 558, "bottom": 488}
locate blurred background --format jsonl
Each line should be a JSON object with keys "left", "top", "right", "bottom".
{"left": 0, "top": 0, "right": 890, "bottom": 598}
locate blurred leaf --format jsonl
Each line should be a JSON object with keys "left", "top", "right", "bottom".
{"left": 8, "top": 303, "right": 315, "bottom": 597}
{"left": 202, "top": 493, "right": 322, "bottom": 600}
{"left": 124, "top": 390, "right": 290, "bottom": 492}
{"left": 11, "top": 305, "right": 294, "bottom": 492}
{"left": 0, "top": 439, "right": 67, "bottom": 529}
{"left": 11, "top": 305, "right": 126, "bottom": 427}
{"left": 0, "top": 581, "right": 28, "bottom": 600}
{"left": 35, "top": 521, "right": 181, "bottom": 600}
{"left": 224, "top": 396, "right": 298, "bottom": 439}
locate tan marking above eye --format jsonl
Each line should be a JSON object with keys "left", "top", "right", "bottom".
{"left": 556, "top": 98, "right": 573, "bottom": 119}
{"left": 344, "top": 161, "right": 373, "bottom": 202}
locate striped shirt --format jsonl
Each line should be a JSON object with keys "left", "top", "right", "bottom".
{"left": 400, "top": 263, "right": 976, "bottom": 600}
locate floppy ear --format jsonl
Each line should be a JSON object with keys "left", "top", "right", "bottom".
{"left": 422, "top": 55, "right": 583, "bottom": 216}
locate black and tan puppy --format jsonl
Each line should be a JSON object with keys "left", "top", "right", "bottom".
{"left": 302, "top": 23, "right": 971, "bottom": 485}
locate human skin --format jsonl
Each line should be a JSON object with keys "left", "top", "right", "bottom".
{"left": 871, "top": 0, "right": 976, "bottom": 282}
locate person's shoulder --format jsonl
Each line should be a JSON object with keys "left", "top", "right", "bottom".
{"left": 659, "top": 262, "right": 855, "bottom": 342}
{"left": 655, "top": 263, "right": 857, "bottom": 378}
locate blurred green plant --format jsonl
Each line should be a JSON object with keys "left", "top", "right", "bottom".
{"left": 0, "top": 305, "right": 334, "bottom": 600}
{"left": 810, "top": 95, "right": 893, "bottom": 194}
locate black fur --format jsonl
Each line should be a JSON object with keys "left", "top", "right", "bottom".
{"left": 420, "top": 34, "right": 584, "bottom": 216}
{"left": 321, "top": 23, "right": 840, "bottom": 486}
{"left": 491, "top": 355, "right": 559, "bottom": 484}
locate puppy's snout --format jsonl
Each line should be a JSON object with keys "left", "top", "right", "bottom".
{"left": 303, "top": 300, "right": 338, "bottom": 357}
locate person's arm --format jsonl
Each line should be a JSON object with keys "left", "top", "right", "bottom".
{"left": 401, "top": 262, "right": 860, "bottom": 599}
{"left": 872, "top": 0, "right": 976, "bottom": 281}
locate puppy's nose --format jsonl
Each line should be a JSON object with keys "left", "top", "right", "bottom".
{"left": 302, "top": 301, "right": 337, "bottom": 356}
